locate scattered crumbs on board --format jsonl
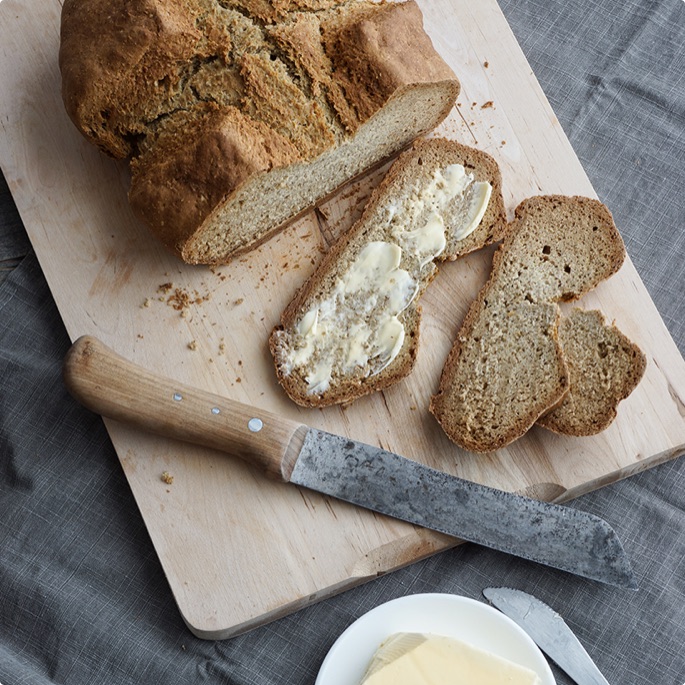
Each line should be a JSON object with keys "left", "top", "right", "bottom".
{"left": 165, "top": 285, "right": 211, "bottom": 312}
{"left": 161, "top": 471, "right": 174, "bottom": 485}
{"left": 481, "top": 100, "right": 494, "bottom": 109}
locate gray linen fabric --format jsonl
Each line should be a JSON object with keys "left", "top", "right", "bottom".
{"left": 1, "top": 1, "right": 684, "bottom": 684}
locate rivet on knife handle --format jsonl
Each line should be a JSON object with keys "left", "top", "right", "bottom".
{"left": 63, "top": 335, "right": 308, "bottom": 481}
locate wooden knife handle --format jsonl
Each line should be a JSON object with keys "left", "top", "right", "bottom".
{"left": 63, "top": 336, "right": 309, "bottom": 482}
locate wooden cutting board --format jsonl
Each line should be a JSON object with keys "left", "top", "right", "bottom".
{"left": 1, "top": 0, "right": 684, "bottom": 639}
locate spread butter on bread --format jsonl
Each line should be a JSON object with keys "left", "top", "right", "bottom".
{"left": 59, "top": 0, "right": 460, "bottom": 264}
{"left": 430, "top": 194, "right": 641, "bottom": 452}
{"left": 269, "top": 138, "right": 507, "bottom": 407}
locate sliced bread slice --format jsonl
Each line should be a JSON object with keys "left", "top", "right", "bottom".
{"left": 430, "top": 195, "right": 628, "bottom": 452}
{"left": 537, "top": 308, "right": 646, "bottom": 435}
{"left": 429, "top": 294, "right": 568, "bottom": 453}
{"left": 269, "top": 137, "right": 507, "bottom": 407}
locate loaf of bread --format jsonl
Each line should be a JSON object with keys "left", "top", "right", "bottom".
{"left": 430, "top": 195, "right": 633, "bottom": 452}
{"left": 537, "top": 308, "right": 646, "bottom": 435}
{"left": 59, "top": 0, "right": 460, "bottom": 264}
{"left": 269, "top": 138, "right": 507, "bottom": 407}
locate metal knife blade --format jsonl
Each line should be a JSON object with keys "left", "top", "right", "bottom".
{"left": 63, "top": 336, "right": 637, "bottom": 588}
{"left": 293, "top": 430, "right": 636, "bottom": 588}
{"left": 483, "top": 587, "right": 610, "bottom": 685}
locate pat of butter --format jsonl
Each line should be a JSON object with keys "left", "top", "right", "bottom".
{"left": 283, "top": 163, "right": 492, "bottom": 394}
{"left": 360, "top": 633, "right": 542, "bottom": 685}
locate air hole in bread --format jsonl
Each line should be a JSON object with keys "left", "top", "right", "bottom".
{"left": 542, "top": 245, "right": 551, "bottom": 254}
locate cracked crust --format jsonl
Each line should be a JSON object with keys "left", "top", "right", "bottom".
{"left": 59, "top": 0, "right": 460, "bottom": 264}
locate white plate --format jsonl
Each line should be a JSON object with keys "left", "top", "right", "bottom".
{"left": 316, "top": 593, "right": 555, "bottom": 685}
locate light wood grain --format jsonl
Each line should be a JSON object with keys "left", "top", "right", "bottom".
{"left": 1, "top": 0, "right": 684, "bottom": 639}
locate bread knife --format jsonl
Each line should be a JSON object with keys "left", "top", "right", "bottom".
{"left": 483, "top": 587, "right": 610, "bottom": 685}
{"left": 63, "top": 335, "right": 637, "bottom": 588}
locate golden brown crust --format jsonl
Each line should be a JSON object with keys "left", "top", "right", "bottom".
{"left": 59, "top": 0, "right": 211, "bottom": 158}
{"left": 325, "top": 1, "right": 458, "bottom": 127}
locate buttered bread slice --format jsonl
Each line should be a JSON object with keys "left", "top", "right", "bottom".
{"left": 360, "top": 632, "right": 542, "bottom": 685}
{"left": 269, "top": 138, "right": 507, "bottom": 407}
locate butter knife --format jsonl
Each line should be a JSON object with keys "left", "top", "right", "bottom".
{"left": 483, "top": 587, "right": 610, "bottom": 685}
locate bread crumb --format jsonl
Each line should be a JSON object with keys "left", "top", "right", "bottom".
{"left": 141, "top": 298, "right": 152, "bottom": 308}
{"left": 161, "top": 471, "right": 174, "bottom": 485}
{"left": 188, "top": 340, "right": 198, "bottom": 350}
{"left": 481, "top": 101, "right": 494, "bottom": 109}
{"left": 167, "top": 287, "right": 209, "bottom": 311}
{"left": 483, "top": 60, "right": 489, "bottom": 68}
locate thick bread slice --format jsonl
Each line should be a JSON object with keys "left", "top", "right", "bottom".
{"left": 490, "top": 195, "right": 627, "bottom": 303}
{"left": 538, "top": 308, "right": 646, "bottom": 435}
{"left": 430, "top": 195, "right": 627, "bottom": 452}
{"left": 269, "top": 138, "right": 507, "bottom": 407}
{"left": 59, "top": 0, "right": 460, "bottom": 264}
{"left": 429, "top": 295, "right": 568, "bottom": 453}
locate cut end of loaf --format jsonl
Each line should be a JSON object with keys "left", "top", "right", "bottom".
{"left": 59, "top": 0, "right": 460, "bottom": 264}
{"left": 176, "top": 81, "right": 461, "bottom": 265}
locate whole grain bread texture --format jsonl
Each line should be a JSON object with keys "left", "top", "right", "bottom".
{"left": 537, "top": 308, "right": 646, "bottom": 435}
{"left": 430, "top": 194, "right": 632, "bottom": 452}
{"left": 59, "top": 0, "right": 460, "bottom": 264}
{"left": 269, "top": 137, "right": 507, "bottom": 407}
